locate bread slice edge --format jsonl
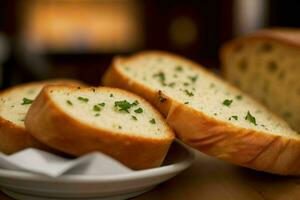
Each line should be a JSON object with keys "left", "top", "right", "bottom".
{"left": 103, "top": 50, "right": 300, "bottom": 175}
{"left": 25, "top": 85, "right": 175, "bottom": 169}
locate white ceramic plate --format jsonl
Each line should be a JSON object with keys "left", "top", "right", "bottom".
{"left": 0, "top": 141, "right": 194, "bottom": 200}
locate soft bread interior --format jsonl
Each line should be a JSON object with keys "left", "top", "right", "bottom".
{"left": 117, "top": 53, "right": 299, "bottom": 138}
{"left": 49, "top": 87, "right": 171, "bottom": 139}
{"left": 0, "top": 84, "right": 44, "bottom": 127}
{"left": 223, "top": 40, "right": 300, "bottom": 132}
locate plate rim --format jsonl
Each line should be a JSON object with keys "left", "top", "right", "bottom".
{"left": 0, "top": 140, "right": 195, "bottom": 183}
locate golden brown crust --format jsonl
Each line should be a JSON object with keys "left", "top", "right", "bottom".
{"left": 0, "top": 79, "right": 85, "bottom": 154}
{"left": 25, "top": 86, "right": 174, "bottom": 170}
{"left": 0, "top": 118, "right": 49, "bottom": 154}
{"left": 166, "top": 103, "right": 300, "bottom": 175}
{"left": 103, "top": 50, "right": 300, "bottom": 175}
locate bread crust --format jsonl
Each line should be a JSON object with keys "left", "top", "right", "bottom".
{"left": 25, "top": 86, "right": 174, "bottom": 170}
{"left": 103, "top": 50, "right": 300, "bottom": 175}
{"left": 166, "top": 102, "right": 300, "bottom": 175}
{"left": 0, "top": 79, "right": 85, "bottom": 154}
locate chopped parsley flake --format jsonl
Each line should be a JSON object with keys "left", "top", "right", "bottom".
{"left": 110, "top": 94, "right": 113, "bottom": 97}
{"left": 98, "top": 102, "right": 105, "bottom": 107}
{"left": 93, "top": 105, "right": 101, "bottom": 112}
{"left": 184, "top": 89, "right": 194, "bottom": 96}
{"left": 131, "top": 100, "right": 139, "bottom": 106}
{"left": 95, "top": 113, "right": 100, "bottom": 117}
{"left": 114, "top": 100, "right": 132, "bottom": 113}
{"left": 183, "top": 82, "right": 189, "bottom": 86}
{"left": 188, "top": 75, "right": 198, "bottom": 83}
{"left": 66, "top": 100, "right": 73, "bottom": 106}
{"left": 149, "top": 118, "right": 156, "bottom": 124}
{"left": 184, "top": 102, "right": 189, "bottom": 104}
{"left": 131, "top": 115, "right": 137, "bottom": 120}
{"left": 153, "top": 71, "right": 166, "bottom": 85}
{"left": 78, "top": 96, "right": 89, "bottom": 102}
{"left": 223, "top": 99, "right": 233, "bottom": 107}
{"left": 229, "top": 115, "right": 238, "bottom": 120}
{"left": 134, "top": 107, "right": 143, "bottom": 113}
{"left": 21, "top": 98, "right": 34, "bottom": 105}
{"left": 175, "top": 66, "right": 183, "bottom": 71}
{"left": 118, "top": 125, "right": 122, "bottom": 129}
{"left": 245, "top": 111, "right": 257, "bottom": 125}
{"left": 236, "top": 95, "right": 243, "bottom": 100}
{"left": 168, "top": 82, "right": 176, "bottom": 87}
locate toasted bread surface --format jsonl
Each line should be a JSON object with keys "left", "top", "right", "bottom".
{"left": 25, "top": 86, "right": 174, "bottom": 169}
{"left": 103, "top": 51, "right": 300, "bottom": 175}
{"left": 0, "top": 79, "right": 84, "bottom": 154}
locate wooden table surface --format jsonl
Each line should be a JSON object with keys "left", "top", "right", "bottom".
{"left": 1, "top": 151, "right": 300, "bottom": 200}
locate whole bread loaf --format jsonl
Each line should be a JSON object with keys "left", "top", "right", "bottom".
{"left": 103, "top": 51, "right": 300, "bottom": 175}
{"left": 220, "top": 28, "right": 300, "bottom": 132}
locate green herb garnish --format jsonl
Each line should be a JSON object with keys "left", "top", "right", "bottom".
{"left": 188, "top": 75, "right": 198, "bottom": 83}
{"left": 66, "top": 100, "right": 73, "bottom": 106}
{"left": 95, "top": 113, "right": 100, "bottom": 117}
{"left": 168, "top": 82, "right": 176, "bottom": 88}
{"left": 131, "top": 100, "right": 139, "bottom": 106}
{"left": 21, "top": 98, "right": 34, "bottom": 105}
{"left": 98, "top": 102, "right": 105, "bottom": 107}
{"left": 184, "top": 89, "right": 194, "bottom": 96}
{"left": 93, "top": 105, "right": 101, "bottom": 112}
{"left": 149, "top": 118, "right": 156, "bottom": 124}
{"left": 131, "top": 115, "right": 137, "bottom": 121}
{"left": 229, "top": 115, "right": 238, "bottom": 120}
{"left": 184, "top": 102, "right": 189, "bottom": 104}
{"left": 114, "top": 100, "right": 132, "bottom": 113}
{"left": 175, "top": 66, "right": 183, "bottom": 71}
{"left": 153, "top": 71, "right": 166, "bottom": 85}
{"left": 78, "top": 96, "right": 89, "bottom": 102}
{"left": 245, "top": 111, "right": 257, "bottom": 125}
{"left": 236, "top": 95, "right": 242, "bottom": 100}
{"left": 110, "top": 94, "right": 113, "bottom": 97}
{"left": 134, "top": 107, "right": 143, "bottom": 113}
{"left": 223, "top": 99, "right": 233, "bottom": 107}
{"left": 183, "top": 82, "right": 189, "bottom": 86}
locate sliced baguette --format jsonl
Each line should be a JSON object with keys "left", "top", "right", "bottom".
{"left": 220, "top": 28, "right": 300, "bottom": 132}
{"left": 103, "top": 51, "right": 300, "bottom": 175}
{"left": 25, "top": 86, "right": 174, "bottom": 169}
{"left": 0, "top": 79, "right": 84, "bottom": 154}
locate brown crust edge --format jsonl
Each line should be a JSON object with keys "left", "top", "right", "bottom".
{"left": 25, "top": 85, "right": 174, "bottom": 170}
{"left": 102, "top": 50, "right": 300, "bottom": 175}
{"left": 0, "top": 79, "right": 86, "bottom": 154}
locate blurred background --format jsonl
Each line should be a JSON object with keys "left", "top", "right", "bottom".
{"left": 0, "top": 0, "right": 298, "bottom": 88}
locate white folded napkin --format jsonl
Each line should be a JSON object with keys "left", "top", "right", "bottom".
{"left": 0, "top": 148, "right": 132, "bottom": 177}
